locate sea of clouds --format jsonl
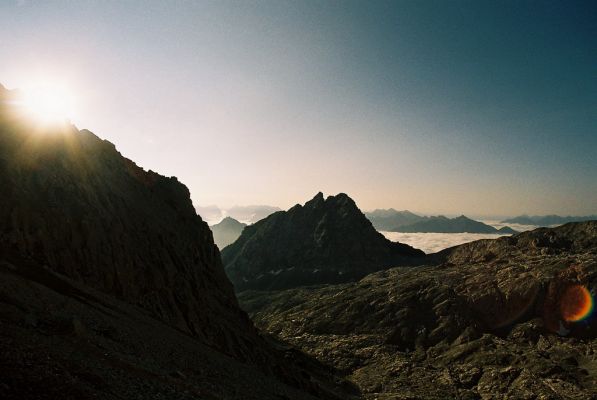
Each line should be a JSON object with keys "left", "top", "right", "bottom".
{"left": 381, "top": 221, "right": 541, "bottom": 254}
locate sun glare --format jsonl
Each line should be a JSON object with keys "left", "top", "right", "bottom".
{"left": 20, "top": 84, "right": 76, "bottom": 125}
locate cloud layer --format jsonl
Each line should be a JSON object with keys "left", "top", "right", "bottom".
{"left": 381, "top": 221, "right": 540, "bottom": 254}
{"left": 381, "top": 231, "right": 512, "bottom": 254}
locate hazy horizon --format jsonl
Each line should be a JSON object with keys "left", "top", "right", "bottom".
{"left": 2, "top": 0, "right": 595, "bottom": 216}
{"left": 196, "top": 197, "right": 596, "bottom": 226}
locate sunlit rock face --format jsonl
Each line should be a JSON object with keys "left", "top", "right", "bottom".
{"left": 222, "top": 192, "right": 426, "bottom": 291}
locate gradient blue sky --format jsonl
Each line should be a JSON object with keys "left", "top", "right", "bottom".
{"left": 1, "top": 0, "right": 595, "bottom": 216}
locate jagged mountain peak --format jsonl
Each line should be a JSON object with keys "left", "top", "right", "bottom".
{"left": 222, "top": 193, "right": 424, "bottom": 292}
{"left": 307, "top": 191, "right": 325, "bottom": 203}
{"left": 302, "top": 192, "right": 359, "bottom": 215}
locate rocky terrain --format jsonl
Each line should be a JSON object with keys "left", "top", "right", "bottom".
{"left": 222, "top": 192, "right": 425, "bottom": 292}
{"left": 0, "top": 252, "right": 354, "bottom": 400}
{"left": 240, "top": 222, "right": 597, "bottom": 399}
{"left": 0, "top": 85, "right": 354, "bottom": 399}
{"left": 211, "top": 217, "right": 247, "bottom": 249}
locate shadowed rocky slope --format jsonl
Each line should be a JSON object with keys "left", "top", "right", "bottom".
{"left": 0, "top": 250, "right": 352, "bottom": 400}
{"left": 0, "top": 103, "right": 247, "bottom": 357}
{"left": 240, "top": 222, "right": 597, "bottom": 399}
{"left": 222, "top": 192, "right": 425, "bottom": 292}
{"left": 0, "top": 85, "right": 354, "bottom": 399}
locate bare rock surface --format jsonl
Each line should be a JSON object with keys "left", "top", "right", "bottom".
{"left": 240, "top": 222, "right": 597, "bottom": 399}
{"left": 0, "top": 252, "right": 352, "bottom": 400}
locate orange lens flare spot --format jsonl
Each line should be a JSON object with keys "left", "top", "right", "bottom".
{"left": 560, "top": 285, "right": 593, "bottom": 322}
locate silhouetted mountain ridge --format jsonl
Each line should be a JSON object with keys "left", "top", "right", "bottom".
{"left": 366, "top": 210, "right": 517, "bottom": 234}
{"left": 364, "top": 208, "right": 425, "bottom": 230}
{"left": 222, "top": 192, "right": 425, "bottom": 291}
{"left": 392, "top": 215, "right": 517, "bottom": 234}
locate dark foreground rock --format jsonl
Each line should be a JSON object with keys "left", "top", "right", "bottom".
{"left": 239, "top": 222, "right": 597, "bottom": 399}
{"left": 0, "top": 253, "right": 354, "bottom": 400}
{"left": 0, "top": 85, "right": 355, "bottom": 399}
{"left": 222, "top": 192, "right": 425, "bottom": 291}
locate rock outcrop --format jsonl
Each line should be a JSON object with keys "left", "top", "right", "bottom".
{"left": 222, "top": 192, "right": 425, "bottom": 291}
{"left": 240, "top": 222, "right": 597, "bottom": 399}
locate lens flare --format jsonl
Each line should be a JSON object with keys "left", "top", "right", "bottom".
{"left": 560, "top": 285, "right": 594, "bottom": 322}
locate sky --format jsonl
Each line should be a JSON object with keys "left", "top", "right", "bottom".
{"left": 1, "top": 0, "right": 595, "bottom": 217}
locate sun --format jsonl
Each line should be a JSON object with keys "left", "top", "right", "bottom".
{"left": 21, "top": 83, "right": 76, "bottom": 125}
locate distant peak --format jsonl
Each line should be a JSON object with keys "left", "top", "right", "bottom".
{"left": 300, "top": 192, "right": 361, "bottom": 212}
{"left": 220, "top": 216, "right": 243, "bottom": 224}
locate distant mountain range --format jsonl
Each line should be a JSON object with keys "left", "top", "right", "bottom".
{"left": 211, "top": 217, "right": 246, "bottom": 249}
{"left": 195, "top": 204, "right": 281, "bottom": 224}
{"left": 365, "top": 209, "right": 517, "bottom": 234}
{"left": 222, "top": 192, "right": 425, "bottom": 291}
{"left": 364, "top": 209, "right": 423, "bottom": 231}
{"left": 396, "top": 215, "right": 517, "bottom": 234}
{"left": 501, "top": 215, "right": 597, "bottom": 226}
